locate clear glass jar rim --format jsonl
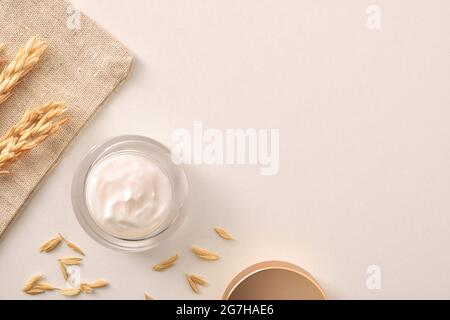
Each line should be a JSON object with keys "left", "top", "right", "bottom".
{"left": 71, "top": 135, "right": 189, "bottom": 252}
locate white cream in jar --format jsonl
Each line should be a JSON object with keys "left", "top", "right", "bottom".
{"left": 85, "top": 152, "right": 173, "bottom": 240}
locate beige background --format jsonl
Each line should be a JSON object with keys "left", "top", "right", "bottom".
{"left": 1, "top": 0, "right": 449, "bottom": 299}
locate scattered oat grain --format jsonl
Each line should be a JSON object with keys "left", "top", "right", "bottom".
{"left": 189, "top": 274, "right": 208, "bottom": 286}
{"left": 144, "top": 293, "right": 154, "bottom": 300}
{"left": 86, "top": 279, "right": 109, "bottom": 288}
{"left": 22, "top": 274, "right": 43, "bottom": 292}
{"left": 34, "top": 283, "right": 57, "bottom": 291}
{"left": 39, "top": 235, "right": 62, "bottom": 253}
{"left": 59, "top": 287, "right": 81, "bottom": 297}
{"left": 58, "top": 256, "right": 82, "bottom": 265}
{"left": 59, "top": 234, "right": 85, "bottom": 256}
{"left": 80, "top": 283, "right": 93, "bottom": 293}
{"left": 25, "top": 288, "right": 45, "bottom": 295}
{"left": 187, "top": 276, "right": 200, "bottom": 294}
{"left": 214, "top": 227, "right": 234, "bottom": 240}
{"left": 191, "top": 246, "right": 220, "bottom": 261}
{"left": 59, "top": 262, "right": 68, "bottom": 281}
{"left": 153, "top": 254, "right": 178, "bottom": 271}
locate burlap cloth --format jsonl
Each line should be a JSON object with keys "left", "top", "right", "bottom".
{"left": 0, "top": 0, "right": 133, "bottom": 238}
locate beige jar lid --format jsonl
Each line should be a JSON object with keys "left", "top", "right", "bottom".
{"left": 223, "top": 261, "right": 326, "bottom": 300}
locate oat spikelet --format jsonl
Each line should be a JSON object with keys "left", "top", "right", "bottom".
{"left": 59, "top": 287, "right": 81, "bottom": 297}
{"left": 39, "top": 234, "right": 62, "bottom": 253}
{"left": 186, "top": 274, "right": 208, "bottom": 294}
{"left": 187, "top": 276, "right": 200, "bottom": 294}
{"left": 22, "top": 274, "right": 43, "bottom": 292}
{"left": 86, "top": 279, "right": 109, "bottom": 288}
{"left": 191, "top": 246, "right": 220, "bottom": 261}
{"left": 144, "top": 293, "right": 154, "bottom": 300}
{"left": 189, "top": 274, "right": 208, "bottom": 286}
{"left": 197, "top": 255, "right": 220, "bottom": 261}
{"left": 214, "top": 227, "right": 234, "bottom": 240}
{"left": 59, "top": 257, "right": 82, "bottom": 265}
{"left": 0, "top": 36, "right": 47, "bottom": 105}
{"left": 191, "top": 246, "right": 214, "bottom": 256}
{"left": 0, "top": 101, "right": 68, "bottom": 174}
{"left": 65, "top": 241, "right": 85, "bottom": 256}
{"left": 25, "top": 288, "right": 45, "bottom": 295}
{"left": 59, "top": 234, "right": 85, "bottom": 256}
{"left": 79, "top": 280, "right": 108, "bottom": 293}
{"left": 23, "top": 274, "right": 57, "bottom": 295}
{"left": 80, "top": 283, "right": 93, "bottom": 293}
{"left": 153, "top": 254, "right": 179, "bottom": 271}
{"left": 35, "top": 283, "right": 57, "bottom": 291}
{"left": 59, "top": 262, "right": 69, "bottom": 281}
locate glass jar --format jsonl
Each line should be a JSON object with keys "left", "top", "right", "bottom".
{"left": 71, "top": 135, "right": 188, "bottom": 252}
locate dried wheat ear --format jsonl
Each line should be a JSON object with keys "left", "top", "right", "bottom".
{"left": 0, "top": 102, "right": 68, "bottom": 174}
{"left": 0, "top": 36, "right": 47, "bottom": 105}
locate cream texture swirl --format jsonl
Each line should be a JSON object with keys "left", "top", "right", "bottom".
{"left": 85, "top": 153, "right": 172, "bottom": 239}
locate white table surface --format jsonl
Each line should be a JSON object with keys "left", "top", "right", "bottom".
{"left": 1, "top": 0, "right": 449, "bottom": 299}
